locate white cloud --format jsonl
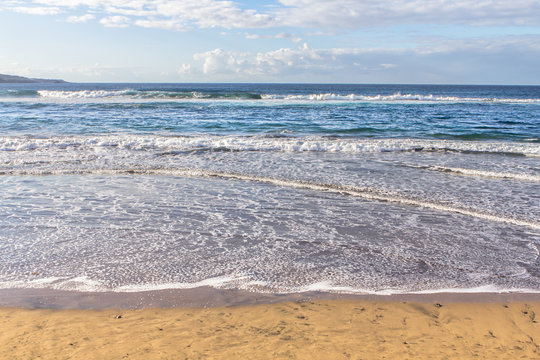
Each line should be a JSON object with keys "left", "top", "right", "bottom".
{"left": 416, "top": 35, "right": 540, "bottom": 55}
{"left": 180, "top": 36, "right": 540, "bottom": 83}
{"left": 12, "top": 6, "right": 60, "bottom": 15}
{"left": 1, "top": 1, "right": 25, "bottom": 5}
{"left": 193, "top": 48, "right": 250, "bottom": 74}
{"left": 187, "top": 43, "right": 360, "bottom": 77}
{"left": 178, "top": 63, "right": 192, "bottom": 74}
{"left": 134, "top": 19, "right": 186, "bottom": 31}
{"left": 245, "top": 32, "right": 302, "bottom": 43}
{"left": 276, "top": 0, "right": 540, "bottom": 27}
{"left": 99, "top": 15, "right": 130, "bottom": 28}
{"left": 15, "top": 0, "right": 540, "bottom": 31}
{"left": 151, "top": 1, "right": 276, "bottom": 29}
{"left": 66, "top": 13, "right": 94, "bottom": 22}
{"left": 28, "top": 0, "right": 276, "bottom": 29}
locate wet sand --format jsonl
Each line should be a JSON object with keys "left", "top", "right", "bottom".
{"left": 1, "top": 290, "right": 539, "bottom": 359}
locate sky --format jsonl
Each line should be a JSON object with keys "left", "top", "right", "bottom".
{"left": 1, "top": 0, "right": 540, "bottom": 84}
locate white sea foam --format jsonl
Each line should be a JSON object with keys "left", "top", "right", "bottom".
{"left": 37, "top": 89, "right": 135, "bottom": 99}
{"left": 29, "top": 89, "right": 540, "bottom": 104}
{"left": 113, "top": 278, "right": 272, "bottom": 293}
{"left": 175, "top": 169, "right": 540, "bottom": 229}
{"left": 2, "top": 276, "right": 540, "bottom": 295}
{"left": 1, "top": 135, "right": 539, "bottom": 156}
{"left": 410, "top": 285, "right": 540, "bottom": 295}
{"left": 2, "top": 166, "right": 537, "bottom": 229}
{"left": 261, "top": 92, "right": 540, "bottom": 103}
{"left": 0, "top": 276, "right": 105, "bottom": 292}
{"left": 297, "top": 281, "right": 386, "bottom": 294}
{"left": 426, "top": 165, "right": 540, "bottom": 182}
{"left": 392, "top": 161, "right": 540, "bottom": 182}
{"left": 113, "top": 276, "right": 247, "bottom": 292}
{"left": 295, "top": 282, "right": 540, "bottom": 295}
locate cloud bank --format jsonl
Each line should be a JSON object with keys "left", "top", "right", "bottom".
{"left": 179, "top": 36, "right": 540, "bottom": 83}
{"left": 8, "top": 0, "right": 540, "bottom": 30}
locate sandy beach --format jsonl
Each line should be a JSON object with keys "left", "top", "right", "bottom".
{"left": 1, "top": 297, "right": 539, "bottom": 359}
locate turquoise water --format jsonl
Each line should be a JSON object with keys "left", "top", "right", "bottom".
{"left": 0, "top": 83, "right": 539, "bottom": 294}
{"left": 1, "top": 83, "right": 540, "bottom": 140}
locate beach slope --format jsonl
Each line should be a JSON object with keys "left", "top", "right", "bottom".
{"left": 1, "top": 300, "right": 539, "bottom": 359}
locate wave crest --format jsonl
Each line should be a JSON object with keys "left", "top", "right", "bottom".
{"left": 36, "top": 89, "right": 262, "bottom": 100}
{"left": 1, "top": 135, "right": 539, "bottom": 156}
{"left": 263, "top": 92, "right": 540, "bottom": 103}
{"left": 10, "top": 90, "right": 535, "bottom": 103}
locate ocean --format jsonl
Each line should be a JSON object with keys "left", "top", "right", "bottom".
{"left": 0, "top": 83, "right": 539, "bottom": 296}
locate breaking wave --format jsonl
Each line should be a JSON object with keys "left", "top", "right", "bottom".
{"left": 36, "top": 89, "right": 262, "bottom": 100}
{"left": 0, "top": 89, "right": 536, "bottom": 104}
{"left": 1, "top": 135, "right": 539, "bottom": 156}
{"left": 262, "top": 92, "right": 540, "bottom": 103}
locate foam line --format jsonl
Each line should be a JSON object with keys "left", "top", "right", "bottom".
{"left": 30, "top": 89, "right": 540, "bottom": 103}
{"left": 295, "top": 282, "right": 540, "bottom": 295}
{"left": 390, "top": 161, "right": 540, "bottom": 182}
{"left": 1, "top": 135, "right": 539, "bottom": 156}
{"left": 3, "top": 167, "right": 539, "bottom": 229}
{"left": 262, "top": 93, "right": 540, "bottom": 103}
{"left": 3, "top": 275, "right": 540, "bottom": 295}
{"left": 190, "top": 169, "right": 540, "bottom": 229}
{"left": 426, "top": 166, "right": 540, "bottom": 182}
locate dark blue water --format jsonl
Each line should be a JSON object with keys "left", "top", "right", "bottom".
{"left": 1, "top": 83, "right": 539, "bottom": 141}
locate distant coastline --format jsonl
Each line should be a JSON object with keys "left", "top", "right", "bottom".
{"left": 0, "top": 73, "right": 67, "bottom": 84}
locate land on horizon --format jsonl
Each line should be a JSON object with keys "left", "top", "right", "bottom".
{"left": 0, "top": 73, "right": 67, "bottom": 84}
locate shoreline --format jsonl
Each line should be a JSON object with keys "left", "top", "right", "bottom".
{"left": 2, "top": 287, "right": 540, "bottom": 309}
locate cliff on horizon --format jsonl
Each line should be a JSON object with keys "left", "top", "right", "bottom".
{"left": 0, "top": 73, "right": 67, "bottom": 83}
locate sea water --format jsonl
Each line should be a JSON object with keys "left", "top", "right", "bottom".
{"left": 0, "top": 83, "right": 539, "bottom": 294}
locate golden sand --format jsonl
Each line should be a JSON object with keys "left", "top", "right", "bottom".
{"left": 1, "top": 300, "right": 539, "bottom": 359}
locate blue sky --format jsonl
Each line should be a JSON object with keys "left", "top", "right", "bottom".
{"left": 1, "top": 0, "right": 539, "bottom": 84}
